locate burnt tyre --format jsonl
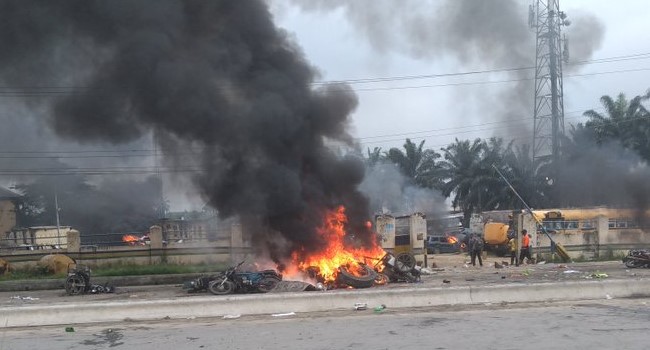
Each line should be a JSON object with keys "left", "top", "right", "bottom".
{"left": 65, "top": 275, "right": 87, "bottom": 295}
{"left": 624, "top": 258, "right": 643, "bottom": 268}
{"left": 208, "top": 278, "right": 236, "bottom": 295}
{"left": 257, "top": 276, "right": 281, "bottom": 293}
{"left": 374, "top": 272, "right": 389, "bottom": 286}
{"left": 394, "top": 253, "right": 417, "bottom": 273}
{"left": 337, "top": 264, "right": 377, "bottom": 289}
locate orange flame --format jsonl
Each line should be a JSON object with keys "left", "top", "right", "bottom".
{"left": 289, "top": 205, "right": 385, "bottom": 283}
{"left": 447, "top": 235, "right": 458, "bottom": 244}
{"left": 122, "top": 234, "right": 140, "bottom": 245}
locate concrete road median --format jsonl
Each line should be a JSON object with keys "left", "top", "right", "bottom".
{"left": 2, "top": 278, "right": 649, "bottom": 328}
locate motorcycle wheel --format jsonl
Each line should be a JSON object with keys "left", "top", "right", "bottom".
{"left": 625, "top": 258, "right": 644, "bottom": 268}
{"left": 394, "top": 253, "right": 417, "bottom": 273}
{"left": 65, "top": 274, "right": 87, "bottom": 295}
{"left": 208, "top": 279, "right": 236, "bottom": 295}
{"left": 257, "top": 276, "right": 281, "bottom": 293}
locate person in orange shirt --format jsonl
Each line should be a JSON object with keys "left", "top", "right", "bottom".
{"left": 519, "top": 229, "right": 532, "bottom": 264}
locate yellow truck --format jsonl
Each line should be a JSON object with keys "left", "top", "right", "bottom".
{"left": 483, "top": 222, "right": 511, "bottom": 257}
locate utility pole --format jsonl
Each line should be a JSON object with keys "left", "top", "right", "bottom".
{"left": 54, "top": 190, "right": 61, "bottom": 245}
{"left": 529, "top": 0, "right": 570, "bottom": 167}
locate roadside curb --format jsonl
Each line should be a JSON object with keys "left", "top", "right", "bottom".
{"left": 2, "top": 278, "right": 649, "bottom": 328}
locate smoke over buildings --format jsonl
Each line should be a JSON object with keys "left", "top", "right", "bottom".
{"left": 360, "top": 162, "right": 447, "bottom": 217}
{"left": 0, "top": 0, "right": 374, "bottom": 259}
{"left": 283, "top": 0, "right": 605, "bottom": 139}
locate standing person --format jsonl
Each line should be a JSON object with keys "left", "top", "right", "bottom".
{"left": 508, "top": 234, "right": 518, "bottom": 266}
{"left": 469, "top": 234, "right": 483, "bottom": 267}
{"left": 519, "top": 229, "right": 532, "bottom": 264}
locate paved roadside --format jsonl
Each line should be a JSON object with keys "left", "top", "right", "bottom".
{"left": 1, "top": 258, "right": 649, "bottom": 327}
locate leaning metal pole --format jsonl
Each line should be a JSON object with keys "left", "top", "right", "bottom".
{"left": 491, "top": 164, "right": 571, "bottom": 262}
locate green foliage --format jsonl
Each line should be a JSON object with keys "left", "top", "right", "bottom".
{"left": 583, "top": 90, "right": 650, "bottom": 162}
{"left": 360, "top": 88, "right": 650, "bottom": 218}
{"left": 0, "top": 262, "right": 226, "bottom": 281}
{"left": 92, "top": 262, "right": 226, "bottom": 277}
{"left": 0, "top": 264, "right": 56, "bottom": 281}
{"left": 385, "top": 139, "right": 444, "bottom": 189}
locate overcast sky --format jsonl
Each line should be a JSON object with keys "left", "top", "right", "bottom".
{"left": 2, "top": 1, "right": 649, "bottom": 213}
{"left": 271, "top": 0, "right": 650, "bottom": 153}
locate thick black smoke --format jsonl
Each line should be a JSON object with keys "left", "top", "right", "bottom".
{"left": 0, "top": 0, "right": 373, "bottom": 260}
{"left": 282, "top": 0, "right": 605, "bottom": 138}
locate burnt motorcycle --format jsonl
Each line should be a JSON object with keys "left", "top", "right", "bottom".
{"left": 374, "top": 252, "right": 420, "bottom": 284}
{"left": 622, "top": 249, "right": 650, "bottom": 268}
{"left": 183, "top": 261, "right": 282, "bottom": 295}
{"left": 64, "top": 264, "right": 115, "bottom": 295}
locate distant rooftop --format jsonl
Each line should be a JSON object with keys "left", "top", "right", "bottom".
{"left": 162, "top": 210, "right": 217, "bottom": 221}
{"left": 0, "top": 186, "right": 21, "bottom": 199}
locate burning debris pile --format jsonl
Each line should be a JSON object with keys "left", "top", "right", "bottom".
{"left": 279, "top": 206, "right": 420, "bottom": 289}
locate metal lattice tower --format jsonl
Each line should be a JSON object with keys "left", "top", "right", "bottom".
{"left": 529, "top": 0, "right": 569, "bottom": 165}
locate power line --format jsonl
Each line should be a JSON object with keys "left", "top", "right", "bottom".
{"left": 312, "top": 52, "right": 650, "bottom": 85}
{"left": 1, "top": 52, "right": 650, "bottom": 95}
{"left": 0, "top": 107, "right": 630, "bottom": 158}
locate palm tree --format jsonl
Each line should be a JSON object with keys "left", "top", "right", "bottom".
{"left": 500, "top": 143, "right": 547, "bottom": 209}
{"left": 584, "top": 90, "right": 650, "bottom": 161}
{"left": 439, "top": 138, "right": 485, "bottom": 225}
{"left": 365, "top": 147, "right": 384, "bottom": 168}
{"left": 385, "top": 139, "right": 443, "bottom": 189}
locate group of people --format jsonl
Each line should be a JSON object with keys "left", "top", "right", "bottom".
{"left": 508, "top": 229, "right": 532, "bottom": 266}
{"left": 466, "top": 229, "right": 533, "bottom": 267}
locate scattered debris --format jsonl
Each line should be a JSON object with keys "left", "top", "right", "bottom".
{"left": 65, "top": 327, "right": 75, "bottom": 332}
{"left": 494, "top": 262, "right": 504, "bottom": 269}
{"left": 270, "top": 281, "right": 318, "bottom": 293}
{"left": 563, "top": 270, "right": 580, "bottom": 274}
{"left": 442, "top": 279, "right": 451, "bottom": 284}
{"left": 522, "top": 269, "right": 531, "bottom": 276}
{"left": 557, "top": 264, "right": 567, "bottom": 269}
{"left": 501, "top": 261, "right": 509, "bottom": 266}
{"left": 354, "top": 303, "right": 368, "bottom": 310}
{"left": 592, "top": 271, "right": 608, "bottom": 278}
{"left": 11, "top": 295, "right": 40, "bottom": 301}
{"left": 501, "top": 276, "right": 506, "bottom": 279}
{"left": 537, "top": 261, "right": 547, "bottom": 265}
{"left": 420, "top": 267, "right": 438, "bottom": 275}
{"left": 605, "top": 294, "right": 613, "bottom": 300}
{"left": 271, "top": 312, "right": 296, "bottom": 317}
{"left": 465, "top": 278, "right": 475, "bottom": 281}
{"left": 223, "top": 314, "right": 241, "bottom": 319}
{"left": 373, "top": 304, "right": 386, "bottom": 313}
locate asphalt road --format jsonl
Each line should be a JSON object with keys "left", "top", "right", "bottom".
{"left": 2, "top": 298, "right": 649, "bottom": 350}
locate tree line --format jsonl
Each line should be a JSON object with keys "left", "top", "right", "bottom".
{"left": 365, "top": 89, "right": 650, "bottom": 225}
{"left": 12, "top": 89, "right": 650, "bottom": 234}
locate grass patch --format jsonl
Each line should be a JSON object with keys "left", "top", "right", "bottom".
{"left": 0, "top": 265, "right": 61, "bottom": 281}
{"left": 0, "top": 262, "right": 227, "bottom": 281}
{"left": 92, "top": 262, "right": 226, "bottom": 277}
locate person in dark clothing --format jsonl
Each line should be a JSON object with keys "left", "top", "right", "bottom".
{"left": 469, "top": 233, "right": 483, "bottom": 267}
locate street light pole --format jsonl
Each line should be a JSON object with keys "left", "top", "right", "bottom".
{"left": 54, "top": 191, "right": 61, "bottom": 245}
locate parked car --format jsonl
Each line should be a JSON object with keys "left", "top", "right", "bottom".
{"left": 427, "top": 235, "right": 462, "bottom": 254}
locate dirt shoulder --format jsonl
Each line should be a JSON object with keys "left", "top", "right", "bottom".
{"left": 1, "top": 253, "right": 646, "bottom": 307}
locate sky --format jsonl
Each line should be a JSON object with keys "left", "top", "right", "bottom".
{"left": 270, "top": 0, "right": 650, "bottom": 153}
